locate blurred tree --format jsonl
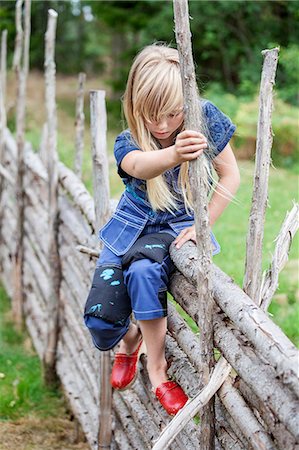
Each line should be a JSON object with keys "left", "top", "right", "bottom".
{"left": 0, "top": 0, "right": 298, "bottom": 103}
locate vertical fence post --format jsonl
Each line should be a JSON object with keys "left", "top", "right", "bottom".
{"left": 89, "top": 90, "right": 112, "bottom": 449}
{"left": 243, "top": 48, "right": 279, "bottom": 305}
{"left": 173, "top": 0, "right": 215, "bottom": 448}
{"left": 12, "top": 0, "right": 31, "bottom": 329}
{"left": 42, "top": 8, "right": 61, "bottom": 386}
{"left": 0, "top": 28, "right": 8, "bottom": 165}
{"left": 0, "top": 29, "right": 7, "bottom": 129}
{"left": 74, "top": 72, "right": 86, "bottom": 179}
{"left": 0, "top": 29, "right": 8, "bottom": 268}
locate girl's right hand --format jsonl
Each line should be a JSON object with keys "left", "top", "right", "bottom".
{"left": 173, "top": 130, "right": 208, "bottom": 164}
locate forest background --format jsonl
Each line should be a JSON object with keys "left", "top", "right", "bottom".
{"left": 0, "top": 2, "right": 298, "bottom": 446}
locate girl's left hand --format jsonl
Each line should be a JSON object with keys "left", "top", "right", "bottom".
{"left": 174, "top": 225, "right": 196, "bottom": 249}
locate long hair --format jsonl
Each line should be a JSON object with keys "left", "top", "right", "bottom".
{"left": 123, "top": 43, "right": 214, "bottom": 213}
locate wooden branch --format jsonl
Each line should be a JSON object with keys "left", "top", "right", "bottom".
{"left": 12, "top": 0, "right": 31, "bottom": 329}
{"left": 260, "top": 203, "right": 299, "bottom": 309}
{"left": 76, "top": 244, "right": 99, "bottom": 258}
{"left": 1, "top": 29, "right": 8, "bottom": 105}
{"left": 131, "top": 375, "right": 200, "bottom": 450}
{"left": 58, "top": 160, "right": 96, "bottom": 231}
{"left": 90, "top": 90, "right": 112, "bottom": 448}
{"left": 218, "top": 379, "right": 276, "bottom": 450}
{"left": 90, "top": 90, "right": 111, "bottom": 233}
{"left": 169, "top": 272, "right": 299, "bottom": 445}
{"left": 170, "top": 242, "right": 299, "bottom": 397}
{"left": 215, "top": 397, "right": 248, "bottom": 450}
{"left": 167, "top": 301, "right": 203, "bottom": 374}
{"left": 42, "top": 8, "right": 61, "bottom": 386}
{"left": 0, "top": 162, "right": 14, "bottom": 183}
{"left": 74, "top": 72, "right": 86, "bottom": 179}
{"left": 243, "top": 48, "right": 279, "bottom": 304}
{"left": 213, "top": 315, "right": 299, "bottom": 441}
{"left": 113, "top": 392, "right": 148, "bottom": 450}
{"left": 13, "top": 0, "right": 23, "bottom": 71}
{"left": 173, "top": 0, "right": 215, "bottom": 446}
{"left": 0, "top": 29, "right": 8, "bottom": 142}
{"left": 236, "top": 378, "right": 298, "bottom": 450}
{"left": 152, "top": 357, "right": 231, "bottom": 450}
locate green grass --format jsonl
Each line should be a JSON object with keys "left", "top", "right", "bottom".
{"left": 0, "top": 286, "right": 67, "bottom": 421}
{"left": 213, "top": 161, "right": 299, "bottom": 346}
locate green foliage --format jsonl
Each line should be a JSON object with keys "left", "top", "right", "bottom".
{"left": 0, "top": 286, "right": 66, "bottom": 421}
{"left": 1, "top": 0, "right": 298, "bottom": 106}
{"left": 203, "top": 84, "right": 299, "bottom": 171}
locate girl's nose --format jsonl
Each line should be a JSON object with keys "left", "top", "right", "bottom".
{"left": 157, "top": 119, "right": 168, "bottom": 130}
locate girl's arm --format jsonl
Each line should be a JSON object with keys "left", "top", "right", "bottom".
{"left": 120, "top": 131, "right": 207, "bottom": 179}
{"left": 174, "top": 143, "right": 240, "bottom": 248}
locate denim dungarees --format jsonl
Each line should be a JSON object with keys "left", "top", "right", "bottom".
{"left": 84, "top": 100, "right": 236, "bottom": 351}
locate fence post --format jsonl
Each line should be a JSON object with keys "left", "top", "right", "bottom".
{"left": 243, "top": 48, "right": 279, "bottom": 305}
{"left": 42, "top": 8, "right": 61, "bottom": 386}
{"left": 0, "top": 29, "right": 8, "bottom": 270}
{"left": 12, "top": 0, "right": 31, "bottom": 329}
{"left": 173, "top": 0, "right": 215, "bottom": 448}
{"left": 89, "top": 90, "right": 112, "bottom": 448}
{"left": 74, "top": 72, "right": 86, "bottom": 179}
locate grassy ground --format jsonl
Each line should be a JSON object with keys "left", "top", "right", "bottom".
{"left": 0, "top": 285, "right": 89, "bottom": 450}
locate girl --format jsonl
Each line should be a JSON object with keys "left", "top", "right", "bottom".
{"left": 84, "top": 44, "right": 240, "bottom": 416}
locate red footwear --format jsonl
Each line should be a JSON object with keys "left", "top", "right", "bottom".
{"left": 110, "top": 339, "right": 146, "bottom": 390}
{"left": 154, "top": 381, "right": 188, "bottom": 415}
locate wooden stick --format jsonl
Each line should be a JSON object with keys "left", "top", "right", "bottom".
{"left": 173, "top": 1, "right": 215, "bottom": 447}
{"left": 0, "top": 162, "right": 14, "bottom": 183}
{"left": 0, "top": 29, "right": 8, "bottom": 151}
{"left": 12, "top": 0, "right": 31, "bottom": 329}
{"left": 76, "top": 244, "right": 99, "bottom": 258}
{"left": 58, "top": 160, "right": 96, "bottom": 230}
{"left": 243, "top": 48, "right": 279, "bottom": 304}
{"left": 152, "top": 357, "right": 231, "bottom": 450}
{"left": 236, "top": 378, "right": 298, "bottom": 450}
{"left": 1, "top": 29, "right": 8, "bottom": 105}
{"left": 218, "top": 379, "right": 276, "bottom": 450}
{"left": 74, "top": 72, "right": 86, "bottom": 179}
{"left": 42, "top": 8, "right": 61, "bottom": 386}
{"left": 260, "top": 203, "right": 299, "bottom": 310}
{"left": 170, "top": 242, "right": 299, "bottom": 398}
{"left": 90, "top": 90, "right": 111, "bottom": 233}
{"left": 90, "top": 90, "right": 112, "bottom": 448}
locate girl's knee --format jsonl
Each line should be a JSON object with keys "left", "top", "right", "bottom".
{"left": 126, "top": 258, "right": 156, "bottom": 279}
{"left": 84, "top": 315, "right": 130, "bottom": 351}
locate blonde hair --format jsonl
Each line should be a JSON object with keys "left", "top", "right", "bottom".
{"left": 123, "top": 43, "right": 213, "bottom": 213}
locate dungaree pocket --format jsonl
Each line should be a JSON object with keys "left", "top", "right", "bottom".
{"left": 100, "top": 194, "right": 147, "bottom": 256}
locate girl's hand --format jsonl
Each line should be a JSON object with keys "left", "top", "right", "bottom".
{"left": 174, "top": 225, "right": 196, "bottom": 249}
{"left": 172, "top": 130, "right": 208, "bottom": 164}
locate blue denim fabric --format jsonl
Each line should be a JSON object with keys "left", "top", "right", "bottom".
{"left": 100, "top": 192, "right": 220, "bottom": 256}
{"left": 84, "top": 235, "right": 174, "bottom": 350}
{"left": 100, "top": 99, "right": 236, "bottom": 257}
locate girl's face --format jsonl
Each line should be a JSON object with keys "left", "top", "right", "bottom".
{"left": 145, "top": 111, "right": 184, "bottom": 147}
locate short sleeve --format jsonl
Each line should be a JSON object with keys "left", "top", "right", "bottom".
{"left": 114, "top": 130, "right": 141, "bottom": 179}
{"left": 202, "top": 100, "right": 236, "bottom": 158}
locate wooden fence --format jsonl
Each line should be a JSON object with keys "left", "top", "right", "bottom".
{"left": 0, "top": 2, "right": 298, "bottom": 450}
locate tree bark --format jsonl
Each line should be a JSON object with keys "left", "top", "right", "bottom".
{"left": 173, "top": 0, "right": 215, "bottom": 447}
{"left": 243, "top": 48, "right": 279, "bottom": 303}
{"left": 42, "top": 8, "right": 61, "bottom": 387}
{"left": 12, "top": 0, "right": 31, "bottom": 329}
{"left": 89, "top": 90, "right": 112, "bottom": 449}
{"left": 74, "top": 72, "right": 86, "bottom": 179}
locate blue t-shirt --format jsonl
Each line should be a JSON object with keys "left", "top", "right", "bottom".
{"left": 113, "top": 100, "right": 236, "bottom": 207}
